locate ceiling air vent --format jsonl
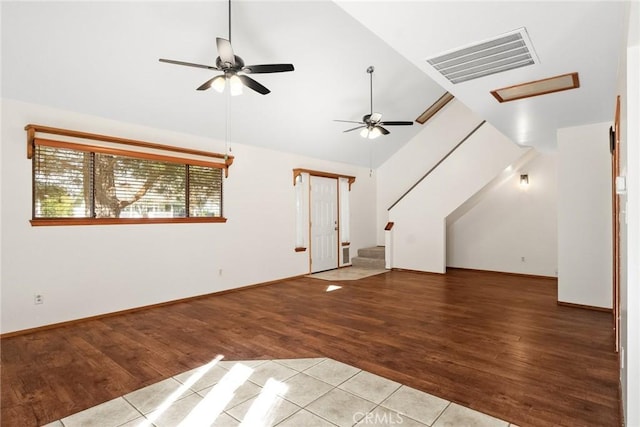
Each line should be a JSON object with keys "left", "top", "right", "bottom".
{"left": 426, "top": 28, "right": 539, "bottom": 84}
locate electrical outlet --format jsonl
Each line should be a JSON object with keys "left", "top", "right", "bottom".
{"left": 34, "top": 294, "right": 44, "bottom": 305}
{"left": 521, "top": 256, "right": 526, "bottom": 262}
{"left": 218, "top": 268, "right": 223, "bottom": 276}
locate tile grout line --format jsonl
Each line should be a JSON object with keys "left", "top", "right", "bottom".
{"left": 429, "top": 401, "right": 452, "bottom": 427}
{"left": 343, "top": 379, "right": 405, "bottom": 426}
{"left": 120, "top": 394, "right": 148, "bottom": 423}
{"left": 364, "top": 384, "right": 429, "bottom": 427}
{"left": 46, "top": 358, "right": 509, "bottom": 427}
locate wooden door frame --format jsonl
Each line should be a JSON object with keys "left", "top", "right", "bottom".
{"left": 612, "top": 95, "right": 621, "bottom": 352}
{"left": 309, "top": 175, "right": 339, "bottom": 273}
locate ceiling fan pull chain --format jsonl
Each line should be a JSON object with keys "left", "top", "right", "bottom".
{"left": 369, "top": 142, "right": 373, "bottom": 177}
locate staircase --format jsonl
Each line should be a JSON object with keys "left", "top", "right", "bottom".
{"left": 351, "top": 246, "right": 386, "bottom": 269}
{"left": 387, "top": 120, "right": 531, "bottom": 273}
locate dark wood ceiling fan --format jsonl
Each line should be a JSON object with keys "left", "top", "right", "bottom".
{"left": 159, "top": 0, "right": 294, "bottom": 95}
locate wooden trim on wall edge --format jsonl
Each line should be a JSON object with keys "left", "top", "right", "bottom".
{"left": 618, "top": 379, "right": 625, "bottom": 427}
{"left": 391, "top": 268, "right": 444, "bottom": 275}
{"left": 446, "top": 267, "right": 557, "bottom": 280}
{"left": 0, "top": 274, "right": 306, "bottom": 339}
{"left": 557, "top": 301, "right": 613, "bottom": 313}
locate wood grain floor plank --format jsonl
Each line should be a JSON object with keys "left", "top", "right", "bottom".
{"left": 0, "top": 269, "right": 619, "bottom": 426}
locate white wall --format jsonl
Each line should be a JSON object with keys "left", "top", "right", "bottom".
{"left": 622, "top": 43, "right": 639, "bottom": 427}
{"left": 619, "top": 0, "right": 640, "bottom": 421}
{"left": 447, "top": 151, "right": 558, "bottom": 277}
{"left": 375, "top": 99, "right": 482, "bottom": 245}
{"left": 389, "top": 122, "right": 530, "bottom": 273}
{"left": 557, "top": 122, "right": 612, "bottom": 309}
{"left": 0, "top": 99, "right": 377, "bottom": 334}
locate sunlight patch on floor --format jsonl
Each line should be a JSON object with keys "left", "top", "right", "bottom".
{"left": 178, "top": 362, "right": 254, "bottom": 426}
{"left": 52, "top": 357, "right": 516, "bottom": 427}
{"left": 307, "top": 267, "right": 388, "bottom": 281}
{"left": 141, "top": 354, "right": 224, "bottom": 427}
{"left": 239, "top": 378, "right": 289, "bottom": 427}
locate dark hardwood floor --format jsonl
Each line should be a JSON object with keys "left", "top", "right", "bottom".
{"left": 1, "top": 269, "right": 620, "bottom": 426}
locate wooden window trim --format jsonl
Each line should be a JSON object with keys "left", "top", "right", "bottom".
{"left": 27, "top": 124, "right": 229, "bottom": 226}
{"left": 30, "top": 217, "right": 227, "bottom": 227}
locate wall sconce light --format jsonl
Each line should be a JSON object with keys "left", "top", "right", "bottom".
{"left": 519, "top": 174, "right": 529, "bottom": 187}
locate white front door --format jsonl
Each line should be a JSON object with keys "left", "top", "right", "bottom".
{"left": 310, "top": 176, "right": 338, "bottom": 273}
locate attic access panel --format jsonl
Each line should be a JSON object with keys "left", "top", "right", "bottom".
{"left": 490, "top": 72, "right": 580, "bottom": 102}
{"left": 426, "top": 28, "right": 539, "bottom": 84}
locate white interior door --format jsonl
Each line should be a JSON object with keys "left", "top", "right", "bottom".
{"left": 311, "top": 176, "right": 338, "bottom": 273}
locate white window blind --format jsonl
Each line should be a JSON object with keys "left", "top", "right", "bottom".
{"left": 33, "top": 143, "right": 223, "bottom": 221}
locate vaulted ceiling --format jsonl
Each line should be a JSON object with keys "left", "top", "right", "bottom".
{"left": 1, "top": 1, "right": 628, "bottom": 168}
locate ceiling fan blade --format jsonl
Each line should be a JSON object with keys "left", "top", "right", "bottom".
{"left": 159, "top": 58, "right": 218, "bottom": 70}
{"left": 344, "top": 126, "right": 366, "bottom": 133}
{"left": 242, "top": 64, "right": 295, "bottom": 74}
{"left": 238, "top": 75, "right": 270, "bottom": 95}
{"left": 196, "top": 76, "right": 217, "bottom": 91}
{"left": 380, "top": 121, "right": 414, "bottom": 126}
{"left": 334, "top": 120, "right": 365, "bottom": 124}
{"left": 216, "top": 37, "right": 236, "bottom": 66}
{"left": 377, "top": 126, "right": 390, "bottom": 135}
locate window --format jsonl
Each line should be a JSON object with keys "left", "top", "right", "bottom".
{"left": 27, "top": 124, "right": 231, "bottom": 226}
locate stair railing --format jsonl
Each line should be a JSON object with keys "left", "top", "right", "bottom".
{"left": 387, "top": 120, "right": 486, "bottom": 211}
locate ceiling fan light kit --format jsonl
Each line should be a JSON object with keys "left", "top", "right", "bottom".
{"left": 159, "top": 0, "right": 294, "bottom": 96}
{"left": 360, "top": 127, "right": 382, "bottom": 139}
{"left": 211, "top": 75, "right": 226, "bottom": 92}
{"left": 228, "top": 74, "right": 243, "bottom": 96}
{"left": 335, "top": 66, "right": 413, "bottom": 139}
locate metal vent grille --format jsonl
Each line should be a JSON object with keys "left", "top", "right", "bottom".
{"left": 426, "top": 28, "right": 538, "bottom": 84}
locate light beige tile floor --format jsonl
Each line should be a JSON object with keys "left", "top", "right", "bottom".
{"left": 43, "top": 357, "right": 518, "bottom": 427}
{"left": 306, "top": 268, "right": 389, "bottom": 281}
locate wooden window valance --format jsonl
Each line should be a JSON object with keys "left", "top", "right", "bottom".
{"left": 25, "top": 124, "right": 234, "bottom": 176}
{"left": 292, "top": 168, "right": 355, "bottom": 189}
